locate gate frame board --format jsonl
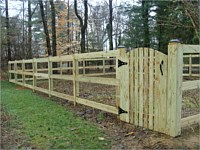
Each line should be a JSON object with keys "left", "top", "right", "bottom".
{"left": 116, "top": 47, "right": 130, "bottom": 122}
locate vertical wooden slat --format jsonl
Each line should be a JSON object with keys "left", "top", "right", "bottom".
{"left": 167, "top": 42, "right": 182, "bottom": 137}
{"left": 158, "top": 53, "right": 168, "bottom": 133}
{"left": 148, "top": 49, "right": 154, "bottom": 130}
{"left": 154, "top": 51, "right": 160, "bottom": 131}
{"left": 143, "top": 48, "right": 149, "bottom": 128}
{"left": 139, "top": 48, "right": 144, "bottom": 126}
{"left": 134, "top": 49, "right": 139, "bottom": 125}
{"left": 129, "top": 50, "right": 135, "bottom": 124}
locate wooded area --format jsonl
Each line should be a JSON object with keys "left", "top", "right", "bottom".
{"left": 1, "top": 0, "right": 199, "bottom": 68}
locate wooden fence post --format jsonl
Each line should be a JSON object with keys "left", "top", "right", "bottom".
{"left": 8, "top": 63, "right": 11, "bottom": 82}
{"left": 83, "top": 59, "right": 85, "bottom": 75}
{"left": 103, "top": 58, "right": 105, "bottom": 74}
{"left": 189, "top": 54, "right": 192, "bottom": 77}
{"left": 22, "top": 59, "right": 25, "bottom": 85}
{"left": 60, "top": 61, "right": 62, "bottom": 75}
{"left": 167, "top": 40, "right": 183, "bottom": 137}
{"left": 48, "top": 57, "right": 53, "bottom": 97}
{"left": 14, "top": 60, "right": 17, "bottom": 84}
{"left": 73, "top": 55, "right": 79, "bottom": 106}
{"left": 33, "top": 58, "right": 37, "bottom": 92}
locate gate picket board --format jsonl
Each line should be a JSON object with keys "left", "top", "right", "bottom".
{"left": 148, "top": 49, "right": 154, "bottom": 130}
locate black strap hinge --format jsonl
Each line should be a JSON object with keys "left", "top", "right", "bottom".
{"left": 118, "top": 107, "right": 128, "bottom": 114}
{"left": 118, "top": 59, "right": 128, "bottom": 68}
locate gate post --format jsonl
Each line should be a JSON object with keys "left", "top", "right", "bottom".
{"left": 116, "top": 46, "right": 130, "bottom": 123}
{"left": 167, "top": 40, "right": 183, "bottom": 137}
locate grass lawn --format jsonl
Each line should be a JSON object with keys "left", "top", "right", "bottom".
{"left": 1, "top": 81, "right": 110, "bottom": 149}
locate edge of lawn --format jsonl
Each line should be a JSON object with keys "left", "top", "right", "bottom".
{"left": 1, "top": 81, "right": 111, "bottom": 149}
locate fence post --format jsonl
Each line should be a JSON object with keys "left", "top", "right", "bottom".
{"left": 48, "top": 56, "right": 53, "bottom": 97}
{"left": 14, "top": 60, "right": 17, "bottom": 84}
{"left": 8, "top": 62, "right": 11, "bottom": 82}
{"left": 103, "top": 58, "right": 105, "bottom": 74}
{"left": 189, "top": 54, "right": 192, "bottom": 77}
{"left": 73, "top": 55, "right": 79, "bottom": 106}
{"left": 83, "top": 59, "right": 85, "bottom": 75}
{"left": 167, "top": 40, "right": 183, "bottom": 137}
{"left": 33, "top": 58, "right": 37, "bottom": 92}
{"left": 60, "top": 61, "right": 62, "bottom": 75}
{"left": 22, "top": 59, "right": 25, "bottom": 86}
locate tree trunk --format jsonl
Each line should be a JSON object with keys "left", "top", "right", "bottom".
{"left": 74, "top": 0, "right": 88, "bottom": 53}
{"left": 28, "top": 0, "right": 32, "bottom": 58}
{"left": 109, "top": 0, "right": 113, "bottom": 50}
{"left": 5, "top": 0, "right": 11, "bottom": 61}
{"left": 22, "top": 0, "right": 25, "bottom": 58}
{"left": 142, "top": 0, "right": 150, "bottom": 47}
{"left": 39, "top": 0, "right": 52, "bottom": 56}
{"left": 49, "top": 0, "right": 57, "bottom": 56}
{"left": 67, "top": 0, "right": 70, "bottom": 53}
{"left": 49, "top": 0, "right": 57, "bottom": 73}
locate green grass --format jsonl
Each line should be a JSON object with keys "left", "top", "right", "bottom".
{"left": 1, "top": 81, "right": 110, "bottom": 149}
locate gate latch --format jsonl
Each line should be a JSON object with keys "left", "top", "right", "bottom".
{"left": 118, "top": 59, "right": 128, "bottom": 68}
{"left": 118, "top": 107, "right": 128, "bottom": 114}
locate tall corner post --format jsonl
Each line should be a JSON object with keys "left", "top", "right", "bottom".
{"left": 167, "top": 40, "right": 183, "bottom": 137}
{"left": 116, "top": 45, "right": 130, "bottom": 123}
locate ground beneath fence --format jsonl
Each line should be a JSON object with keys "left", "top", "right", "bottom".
{"left": 1, "top": 91, "right": 199, "bottom": 149}
{"left": 1, "top": 74, "right": 200, "bottom": 149}
{"left": 36, "top": 78, "right": 200, "bottom": 117}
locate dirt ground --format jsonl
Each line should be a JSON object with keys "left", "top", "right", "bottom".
{"left": 1, "top": 74, "right": 200, "bottom": 149}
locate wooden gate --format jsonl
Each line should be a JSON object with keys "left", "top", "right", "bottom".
{"left": 117, "top": 44, "right": 182, "bottom": 137}
{"left": 129, "top": 48, "right": 168, "bottom": 133}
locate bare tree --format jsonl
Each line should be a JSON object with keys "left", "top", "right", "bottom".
{"left": 39, "top": 0, "right": 52, "bottom": 56}
{"left": 28, "top": 0, "right": 32, "bottom": 58}
{"left": 181, "top": 0, "right": 200, "bottom": 43}
{"left": 74, "top": 0, "right": 88, "bottom": 53}
{"left": 5, "top": 0, "right": 11, "bottom": 61}
{"left": 108, "top": 0, "right": 113, "bottom": 50}
{"left": 49, "top": 0, "right": 57, "bottom": 56}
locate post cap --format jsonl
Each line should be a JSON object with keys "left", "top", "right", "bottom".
{"left": 117, "top": 45, "right": 125, "bottom": 48}
{"left": 169, "top": 39, "right": 181, "bottom": 43}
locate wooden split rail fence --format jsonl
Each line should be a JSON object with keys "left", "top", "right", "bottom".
{"left": 8, "top": 43, "right": 200, "bottom": 137}
{"left": 182, "top": 45, "right": 200, "bottom": 77}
